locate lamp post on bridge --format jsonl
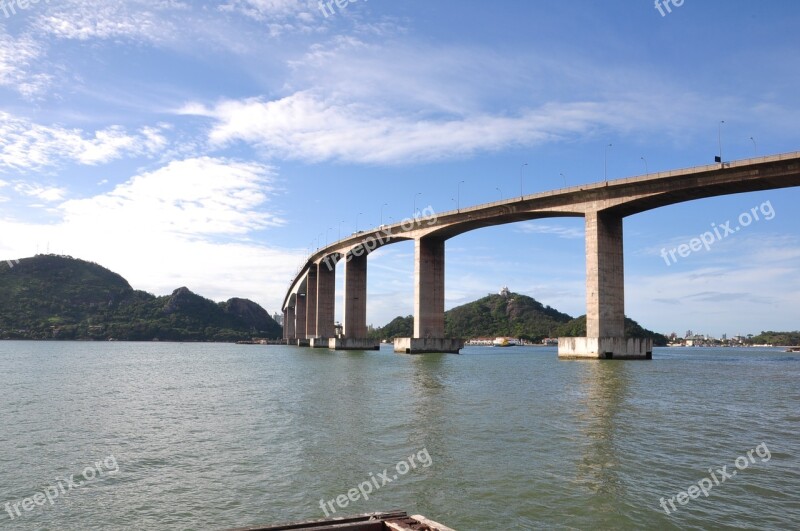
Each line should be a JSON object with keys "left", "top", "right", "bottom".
{"left": 413, "top": 192, "right": 422, "bottom": 219}
{"left": 355, "top": 212, "right": 363, "bottom": 232}
{"left": 496, "top": 186, "right": 502, "bottom": 201}
{"left": 641, "top": 156, "right": 648, "bottom": 174}
{"left": 325, "top": 227, "right": 332, "bottom": 247}
{"left": 560, "top": 173, "right": 567, "bottom": 187}
{"left": 604, "top": 143, "right": 613, "bottom": 183}
{"left": 750, "top": 136, "right": 757, "bottom": 156}
{"left": 520, "top": 162, "right": 527, "bottom": 198}
{"left": 718, "top": 120, "right": 725, "bottom": 163}
{"left": 380, "top": 203, "right": 388, "bottom": 225}
{"left": 457, "top": 180, "right": 464, "bottom": 212}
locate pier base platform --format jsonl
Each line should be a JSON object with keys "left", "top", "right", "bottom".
{"left": 394, "top": 338, "right": 464, "bottom": 354}
{"left": 558, "top": 337, "right": 653, "bottom": 360}
{"left": 328, "top": 338, "right": 380, "bottom": 350}
{"left": 309, "top": 337, "right": 330, "bottom": 348}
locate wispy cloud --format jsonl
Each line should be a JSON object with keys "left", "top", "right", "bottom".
{"left": 180, "top": 91, "right": 627, "bottom": 164}
{"left": 0, "top": 31, "right": 51, "bottom": 97}
{"left": 33, "top": 0, "right": 187, "bottom": 43}
{"left": 516, "top": 222, "right": 585, "bottom": 239}
{"left": 13, "top": 182, "right": 67, "bottom": 202}
{"left": 0, "top": 113, "right": 170, "bottom": 171}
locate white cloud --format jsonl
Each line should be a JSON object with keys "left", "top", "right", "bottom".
{"left": 0, "top": 31, "right": 51, "bottom": 97}
{"left": 517, "top": 222, "right": 585, "bottom": 239}
{"left": 219, "top": 0, "right": 317, "bottom": 20}
{"left": 33, "top": 0, "right": 188, "bottom": 43}
{"left": 0, "top": 113, "right": 171, "bottom": 171}
{"left": 60, "top": 156, "right": 284, "bottom": 235}
{"left": 181, "top": 91, "right": 618, "bottom": 164}
{"left": 13, "top": 182, "right": 67, "bottom": 202}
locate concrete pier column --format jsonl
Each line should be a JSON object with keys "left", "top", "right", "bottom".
{"left": 586, "top": 210, "right": 625, "bottom": 338}
{"left": 558, "top": 210, "right": 651, "bottom": 360}
{"left": 285, "top": 307, "right": 295, "bottom": 340}
{"left": 316, "top": 260, "right": 336, "bottom": 340}
{"left": 295, "top": 293, "right": 307, "bottom": 346}
{"left": 414, "top": 237, "right": 446, "bottom": 338}
{"left": 395, "top": 237, "right": 463, "bottom": 354}
{"left": 343, "top": 251, "right": 367, "bottom": 338}
{"left": 305, "top": 268, "right": 317, "bottom": 339}
{"left": 332, "top": 251, "right": 380, "bottom": 350}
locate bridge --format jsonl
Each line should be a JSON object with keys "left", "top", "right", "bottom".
{"left": 282, "top": 152, "right": 800, "bottom": 359}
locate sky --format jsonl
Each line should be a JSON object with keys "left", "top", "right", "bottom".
{"left": 1, "top": 0, "right": 799, "bottom": 338}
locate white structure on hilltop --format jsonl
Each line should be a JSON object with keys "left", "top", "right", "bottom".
{"left": 499, "top": 286, "right": 510, "bottom": 297}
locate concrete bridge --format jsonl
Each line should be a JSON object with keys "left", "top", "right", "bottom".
{"left": 282, "top": 152, "right": 800, "bottom": 359}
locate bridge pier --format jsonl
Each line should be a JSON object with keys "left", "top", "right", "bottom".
{"left": 332, "top": 251, "right": 379, "bottom": 350}
{"left": 305, "top": 266, "right": 319, "bottom": 343}
{"left": 285, "top": 307, "right": 295, "bottom": 343}
{"left": 295, "top": 290, "right": 307, "bottom": 345}
{"left": 395, "top": 237, "right": 463, "bottom": 354}
{"left": 311, "top": 260, "right": 336, "bottom": 348}
{"left": 558, "top": 210, "right": 652, "bottom": 360}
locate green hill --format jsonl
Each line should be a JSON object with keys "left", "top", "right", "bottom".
{"left": 370, "top": 291, "right": 666, "bottom": 344}
{"left": 0, "top": 255, "right": 282, "bottom": 341}
{"left": 750, "top": 331, "right": 800, "bottom": 346}
{"left": 444, "top": 292, "right": 572, "bottom": 340}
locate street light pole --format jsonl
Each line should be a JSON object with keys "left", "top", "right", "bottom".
{"left": 750, "top": 136, "right": 757, "bottom": 156}
{"left": 380, "top": 203, "right": 388, "bottom": 225}
{"left": 355, "top": 212, "right": 363, "bottom": 232}
{"left": 496, "top": 186, "right": 502, "bottom": 201}
{"left": 413, "top": 192, "right": 422, "bottom": 218}
{"left": 457, "top": 180, "right": 464, "bottom": 212}
{"left": 641, "top": 156, "right": 648, "bottom": 174}
{"left": 520, "top": 162, "right": 528, "bottom": 198}
{"left": 718, "top": 120, "right": 725, "bottom": 162}
{"left": 560, "top": 173, "right": 567, "bottom": 187}
{"left": 604, "top": 143, "right": 613, "bottom": 182}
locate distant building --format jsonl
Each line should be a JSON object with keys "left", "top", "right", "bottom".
{"left": 499, "top": 286, "right": 511, "bottom": 297}
{"left": 272, "top": 312, "right": 283, "bottom": 325}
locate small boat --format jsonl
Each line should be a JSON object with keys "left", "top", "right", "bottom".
{"left": 228, "top": 510, "right": 455, "bottom": 530}
{"left": 492, "top": 337, "right": 517, "bottom": 347}
{"left": 786, "top": 347, "right": 800, "bottom": 352}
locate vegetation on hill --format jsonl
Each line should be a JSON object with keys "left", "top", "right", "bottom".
{"left": 750, "top": 331, "right": 800, "bottom": 346}
{"left": 444, "top": 292, "right": 572, "bottom": 341}
{"left": 0, "top": 255, "right": 282, "bottom": 341}
{"left": 368, "top": 315, "right": 413, "bottom": 340}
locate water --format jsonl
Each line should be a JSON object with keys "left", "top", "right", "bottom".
{"left": 0, "top": 342, "right": 798, "bottom": 530}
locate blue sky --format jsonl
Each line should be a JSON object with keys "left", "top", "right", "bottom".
{"left": 1, "top": 0, "right": 799, "bottom": 337}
